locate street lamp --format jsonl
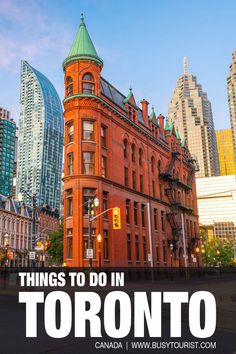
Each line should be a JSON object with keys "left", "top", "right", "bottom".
{"left": 97, "top": 234, "right": 102, "bottom": 271}
{"left": 196, "top": 246, "right": 200, "bottom": 268}
{"left": 88, "top": 197, "right": 99, "bottom": 269}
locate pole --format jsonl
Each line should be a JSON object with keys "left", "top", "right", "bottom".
{"left": 181, "top": 213, "right": 187, "bottom": 268}
{"left": 147, "top": 202, "right": 154, "bottom": 268}
{"left": 88, "top": 198, "right": 92, "bottom": 269}
{"left": 98, "top": 243, "right": 101, "bottom": 271}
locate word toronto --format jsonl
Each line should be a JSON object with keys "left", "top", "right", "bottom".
{"left": 18, "top": 272, "right": 216, "bottom": 339}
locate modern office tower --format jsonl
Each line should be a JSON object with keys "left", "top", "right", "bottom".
{"left": 196, "top": 175, "right": 236, "bottom": 240}
{"left": 168, "top": 57, "right": 219, "bottom": 178}
{"left": 216, "top": 129, "right": 236, "bottom": 175}
{"left": 0, "top": 107, "right": 16, "bottom": 196}
{"left": 17, "top": 61, "right": 63, "bottom": 209}
{"left": 63, "top": 16, "right": 199, "bottom": 267}
{"left": 227, "top": 49, "right": 236, "bottom": 161}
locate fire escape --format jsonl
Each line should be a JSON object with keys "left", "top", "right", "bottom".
{"left": 159, "top": 149, "right": 199, "bottom": 253}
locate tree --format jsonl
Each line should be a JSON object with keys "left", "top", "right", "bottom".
{"left": 48, "top": 222, "right": 63, "bottom": 265}
{"left": 200, "top": 230, "right": 234, "bottom": 267}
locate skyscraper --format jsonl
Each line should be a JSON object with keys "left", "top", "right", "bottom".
{"left": 17, "top": 61, "right": 63, "bottom": 209}
{"left": 216, "top": 129, "right": 236, "bottom": 176}
{"left": 168, "top": 58, "right": 219, "bottom": 178}
{"left": 0, "top": 107, "right": 16, "bottom": 196}
{"left": 227, "top": 49, "right": 236, "bottom": 161}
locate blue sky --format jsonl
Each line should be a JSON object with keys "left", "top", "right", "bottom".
{"left": 0, "top": 0, "right": 235, "bottom": 129}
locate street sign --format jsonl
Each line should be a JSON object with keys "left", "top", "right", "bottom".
{"left": 29, "top": 251, "right": 36, "bottom": 260}
{"left": 86, "top": 248, "right": 93, "bottom": 259}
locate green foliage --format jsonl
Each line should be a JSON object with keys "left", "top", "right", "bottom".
{"left": 201, "top": 232, "right": 235, "bottom": 267}
{"left": 48, "top": 222, "right": 63, "bottom": 265}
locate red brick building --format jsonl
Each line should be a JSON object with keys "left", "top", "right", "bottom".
{"left": 63, "top": 16, "right": 199, "bottom": 268}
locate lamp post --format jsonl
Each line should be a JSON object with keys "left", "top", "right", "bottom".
{"left": 169, "top": 242, "right": 174, "bottom": 281}
{"left": 4, "top": 233, "right": 9, "bottom": 267}
{"left": 88, "top": 197, "right": 99, "bottom": 269}
{"left": 18, "top": 191, "right": 37, "bottom": 267}
{"left": 97, "top": 234, "right": 102, "bottom": 271}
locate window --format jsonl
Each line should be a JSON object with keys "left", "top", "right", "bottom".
{"left": 82, "top": 73, "right": 95, "bottom": 94}
{"left": 126, "top": 199, "right": 130, "bottom": 224}
{"left": 67, "top": 121, "right": 74, "bottom": 143}
{"left": 143, "top": 237, "right": 147, "bottom": 261}
{"left": 161, "top": 211, "right": 165, "bottom": 231}
{"left": 67, "top": 228, "right": 73, "bottom": 259}
{"left": 104, "top": 230, "right": 109, "bottom": 259}
{"left": 152, "top": 181, "right": 155, "bottom": 197}
{"left": 156, "top": 245, "right": 159, "bottom": 262}
{"left": 124, "top": 167, "right": 128, "bottom": 187}
{"left": 101, "top": 156, "right": 107, "bottom": 177}
{"left": 66, "top": 189, "right": 73, "bottom": 217}
{"left": 83, "top": 188, "right": 96, "bottom": 215}
{"left": 83, "top": 121, "right": 94, "bottom": 141}
{"left": 131, "top": 144, "right": 136, "bottom": 162}
{"left": 132, "top": 170, "right": 136, "bottom": 190}
{"left": 135, "top": 235, "right": 140, "bottom": 261}
{"left": 158, "top": 160, "right": 161, "bottom": 175}
{"left": 159, "top": 183, "right": 163, "bottom": 199}
{"left": 163, "top": 240, "right": 166, "bottom": 262}
{"left": 134, "top": 202, "right": 138, "bottom": 226}
{"left": 151, "top": 156, "right": 155, "bottom": 173}
{"left": 154, "top": 208, "right": 158, "bottom": 230}
{"left": 140, "top": 174, "right": 143, "bottom": 192}
{"left": 141, "top": 204, "right": 145, "bottom": 227}
{"left": 82, "top": 152, "right": 95, "bottom": 174}
{"left": 103, "top": 191, "right": 108, "bottom": 218}
{"left": 101, "top": 125, "right": 107, "bottom": 147}
{"left": 124, "top": 139, "right": 128, "bottom": 158}
{"left": 127, "top": 234, "right": 132, "bottom": 261}
{"left": 67, "top": 152, "right": 74, "bottom": 175}
{"left": 66, "top": 76, "right": 73, "bottom": 97}
{"left": 139, "top": 149, "right": 143, "bottom": 166}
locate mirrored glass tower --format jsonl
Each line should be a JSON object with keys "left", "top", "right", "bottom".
{"left": 17, "top": 61, "right": 63, "bottom": 209}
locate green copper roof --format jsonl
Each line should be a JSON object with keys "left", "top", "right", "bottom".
{"left": 176, "top": 128, "right": 181, "bottom": 140}
{"left": 181, "top": 138, "right": 186, "bottom": 147}
{"left": 123, "top": 87, "right": 134, "bottom": 104}
{"left": 149, "top": 106, "right": 156, "bottom": 121}
{"left": 63, "top": 14, "right": 103, "bottom": 68}
{"left": 164, "top": 116, "right": 170, "bottom": 130}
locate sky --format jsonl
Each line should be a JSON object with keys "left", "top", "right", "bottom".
{"left": 0, "top": 0, "right": 235, "bottom": 129}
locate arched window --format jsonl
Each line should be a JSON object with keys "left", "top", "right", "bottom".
{"left": 66, "top": 76, "right": 73, "bottom": 97}
{"left": 82, "top": 73, "right": 95, "bottom": 94}
{"left": 158, "top": 160, "right": 161, "bottom": 175}
{"left": 151, "top": 156, "right": 155, "bottom": 173}
{"left": 124, "top": 139, "right": 128, "bottom": 158}
{"left": 131, "top": 144, "right": 136, "bottom": 162}
{"left": 139, "top": 148, "right": 143, "bottom": 166}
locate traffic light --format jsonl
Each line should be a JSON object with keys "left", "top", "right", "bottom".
{"left": 112, "top": 207, "right": 121, "bottom": 230}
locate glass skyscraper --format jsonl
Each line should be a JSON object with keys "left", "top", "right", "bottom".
{"left": 0, "top": 107, "right": 16, "bottom": 196}
{"left": 17, "top": 61, "right": 63, "bottom": 209}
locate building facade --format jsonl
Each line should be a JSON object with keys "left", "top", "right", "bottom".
{"left": 196, "top": 175, "right": 236, "bottom": 240}
{"left": 227, "top": 49, "right": 236, "bottom": 161}
{"left": 63, "top": 17, "right": 199, "bottom": 268}
{"left": 168, "top": 58, "right": 219, "bottom": 178}
{"left": 16, "top": 61, "right": 64, "bottom": 209}
{"left": 0, "top": 107, "right": 16, "bottom": 196}
{"left": 216, "top": 129, "right": 236, "bottom": 175}
{"left": 0, "top": 195, "right": 60, "bottom": 266}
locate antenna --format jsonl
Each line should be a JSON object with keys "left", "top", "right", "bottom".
{"left": 183, "top": 57, "right": 188, "bottom": 75}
